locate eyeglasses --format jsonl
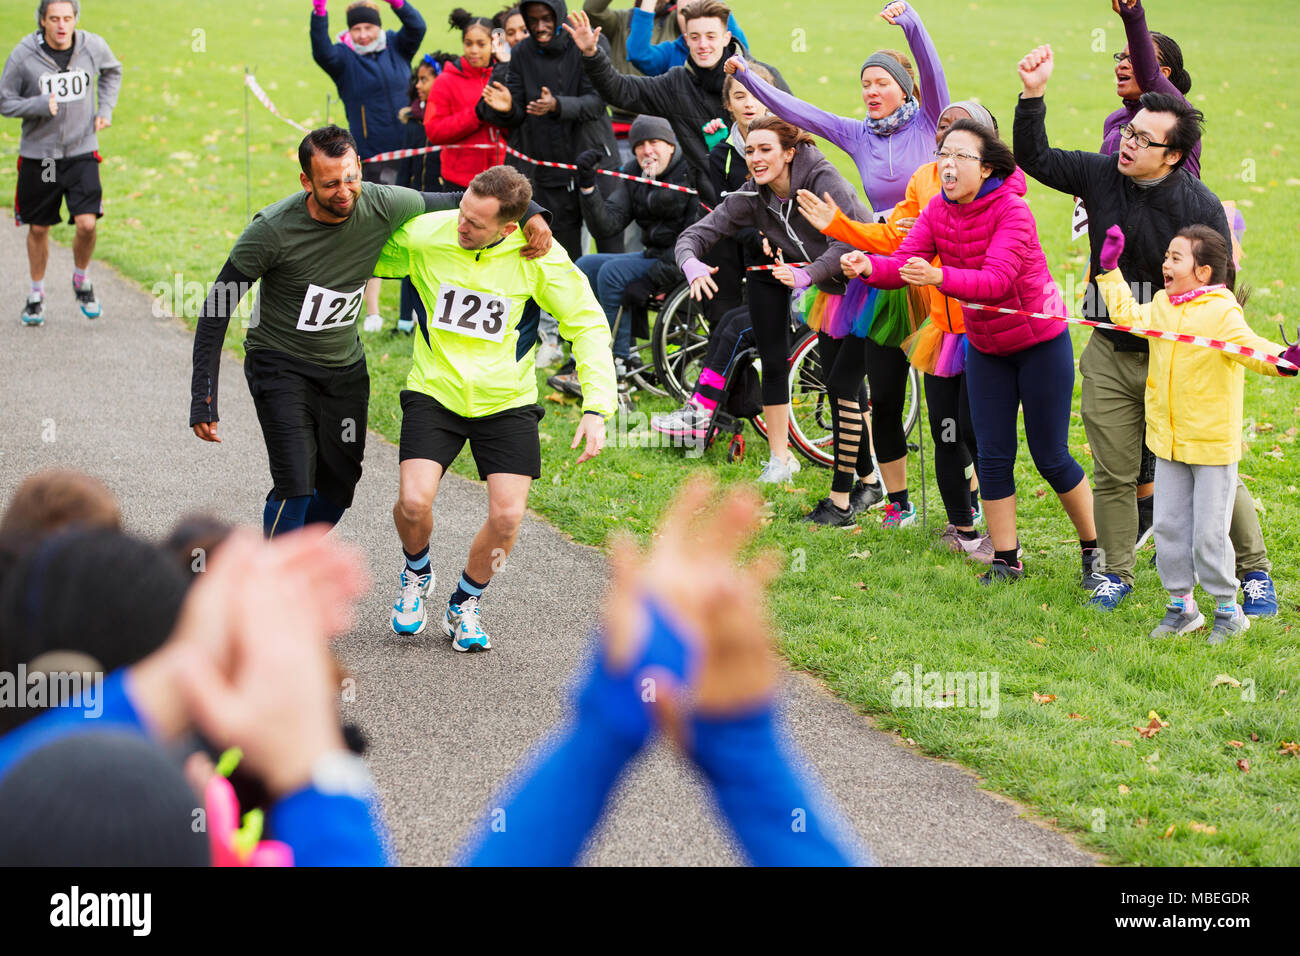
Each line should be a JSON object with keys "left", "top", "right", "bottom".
{"left": 1118, "top": 123, "right": 1171, "bottom": 150}
{"left": 934, "top": 149, "right": 982, "bottom": 163}
{"left": 1113, "top": 51, "right": 1166, "bottom": 67}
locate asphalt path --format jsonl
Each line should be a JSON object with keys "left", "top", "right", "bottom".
{"left": 0, "top": 215, "right": 1097, "bottom": 866}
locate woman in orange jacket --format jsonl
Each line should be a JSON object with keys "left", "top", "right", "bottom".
{"left": 796, "top": 100, "right": 993, "bottom": 558}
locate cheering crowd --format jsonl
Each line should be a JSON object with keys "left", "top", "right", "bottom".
{"left": 2, "top": 0, "right": 1299, "bottom": 867}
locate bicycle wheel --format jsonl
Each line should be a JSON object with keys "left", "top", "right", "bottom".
{"left": 903, "top": 366, "right": 921, "bottom": 440}
{"left": 651, "top": 282, "right": 712, "bottom": 404}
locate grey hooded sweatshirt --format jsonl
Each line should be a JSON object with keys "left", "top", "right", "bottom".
{"left": 0, "top": 29, "right": 122, "bottom": 159}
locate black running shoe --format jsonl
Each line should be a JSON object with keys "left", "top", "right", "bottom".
{"left": 979, "top": 558, "right": 1024, "bottom": 585}
{"left": 803, "top": 497, "right": 857, "bottom": 527}
{"left": 848, "top": 479, "right": 885, "bottom": 514}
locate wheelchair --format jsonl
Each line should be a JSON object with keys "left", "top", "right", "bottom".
{"left": 648, "top": 282, "right": 922, "bottom": 466}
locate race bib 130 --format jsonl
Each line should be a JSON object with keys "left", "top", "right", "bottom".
{"left": 39, "top": 70, "right": 91, "bottom": 103}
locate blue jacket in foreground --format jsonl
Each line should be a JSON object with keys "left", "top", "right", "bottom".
{"left": 310, "top": 5, "right": 426, "bottom": 158}
{"left": 0, "top": 670, "right": 388, "bottom": 866}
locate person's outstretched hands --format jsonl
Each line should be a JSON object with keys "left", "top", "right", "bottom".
{"left": 562, "top": 10, "right": 602, "bottom": 56}
{"left": 841, "top": 250, "right": 873, "bottom": 280}
{"left": 796, "top": 189, "right": 841, "bottom": 233}
{"left": 167, "top": 527, "right": 369, "bottom": 798}
{"left": 603, "top": 477, "right": 780, "bottom": 743}
{"left": 1018, "top": 44, "right": 1054, "bottom": 98}
{"left": 1099, "top": 224, "right": 1126, "bottom": 272}
{"left": 723, "top": 54, "right": 748, "bottom": 76}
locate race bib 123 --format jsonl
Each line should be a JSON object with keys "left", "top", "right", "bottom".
{"left": 431, "top": 283, "right": 508, "bottom": 343}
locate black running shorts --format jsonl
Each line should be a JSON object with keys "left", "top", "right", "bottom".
{"left": 14, "top": 152, "right": 104, "bottom": 226}
{"left": 243, "top": 348, "right": 370, "bottom": 507}
{"left": 399, "top": 390, "right": 544, "bottom": 480}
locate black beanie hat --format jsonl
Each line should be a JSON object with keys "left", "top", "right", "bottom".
{"left": 0, "top": 733, "right": 210, "bottom": 866}
{"left": 347, "top": 2, "right": 383, "bottom": 28}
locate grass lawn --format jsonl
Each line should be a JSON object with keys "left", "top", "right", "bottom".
{"left": 3, "top": 0, "right": 1298, "bottom": 865}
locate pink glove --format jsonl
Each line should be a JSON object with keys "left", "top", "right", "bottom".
{"left": 1099, "top": 224, "right": 1125, "bottom": 273}
{"left": 682, "top": 257, "right": 713, "bottom": 285}
{"left": 385, "top": 0, "right": 405, "bottom": 6}
{"left": 788, "top": 265, "right": 812, "bottom": 292}
{"left": 312, "top": 0, "right": 327, "bottom": 15}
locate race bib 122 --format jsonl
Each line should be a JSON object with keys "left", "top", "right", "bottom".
{"left": 296, "top": 283, "right": 365, "bottom": 332}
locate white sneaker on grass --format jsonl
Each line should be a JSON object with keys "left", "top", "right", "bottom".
{"left": 756, "top": 454, "right": 801, "bottom": 485}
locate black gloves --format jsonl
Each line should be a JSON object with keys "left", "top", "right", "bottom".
{"left": 575, "top": 149, "right": 603, "bottom": 190}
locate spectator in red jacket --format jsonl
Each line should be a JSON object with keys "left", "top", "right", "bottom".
{"left": 425, "top": 8, "right": 507, "bottom": 188}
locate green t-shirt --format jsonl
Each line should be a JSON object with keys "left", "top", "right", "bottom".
{"left": 230, "top": 183, "right": 426, "bottom": 366}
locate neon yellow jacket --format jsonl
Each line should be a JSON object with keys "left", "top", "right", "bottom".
{"left": 1097, "top": 269, "right": 1288, "bottom": 465}
{"left": 375, "top": 210, "right": 617, "bottom": 418}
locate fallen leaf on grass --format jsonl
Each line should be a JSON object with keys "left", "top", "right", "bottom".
{"left": 1135, "top": 718, "right": 1164, "bottom": 739}
{"left": 1147, "top": 710, "right": 1170, "bottom": 726}
{"left": 1228, "top": 740, "right": 1245, "bottom": 748}
{"left": 1188, "top": 821, "right": 1217, "bottom": 835}
{"left": 1250, "top": 732, "right": 1260, "bottom": 741}
{"left": 545, "top": 393, "right": 572, "bottom": 404}
{"left": 1118, "top": 784, "right": 1130, "bottom": 794}
{"left": 1279, "top": 741, "right": 1300, "bottom": 757}
{"left": 1237, "top": 759, "right": 1250, "bottom": 773}
{"left": 853, "top": 581, "right": 867, "bottom": 590}
{"left": 848, "top": 549, "right": 872, "bottom": 559}
{"left": 1161, "top": 824, "right": 1176, "bottom": 839}
{"left": 1112, "top": 739, "right": 1133, "bottom": 748}
{"left": 1211, "top": 674, "right": 1242, "bottom": 688}
{"left": 1032, "top": 692, "right": 1056, "bottom": 704}
{"left": 830, "top": 595, "right": 843, "bottom": 601}
{"left": 1135, "top": 817, "right": 1147, "bottom": 827}
{"left": 1067, "top": 712, "right": 1089, "bottom": 720}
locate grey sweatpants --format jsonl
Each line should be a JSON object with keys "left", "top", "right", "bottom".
{"left": 1153, "top": 457, "right": 1239, "bottom": 602}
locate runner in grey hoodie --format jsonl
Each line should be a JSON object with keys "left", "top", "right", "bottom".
{"left": 0, "top": 1, "right": 121, "bottom": 326}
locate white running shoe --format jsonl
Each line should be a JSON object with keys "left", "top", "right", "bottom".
{"left": 390, "top": 568, "right": 432, "bottom": 635}
{"left": 756, "top": 454, "right": 801, "bottom": 485}
{"left": 443, "top": 595, "right": 492, "bottom": 652}
{"left": 534, "top": 341, "right": 564, "bottom": 368}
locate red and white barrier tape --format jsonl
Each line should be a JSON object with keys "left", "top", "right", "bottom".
{"left": 244, "top": 73, "right": 311, "bottom": 133}
{"left": 746, "top": 262, "right": 809, "bottom": 272}
{"left": 501, "top": 146, "right": 699, "bottom": 195}
{"left": 959, "top": 302, "right": 1299, "bottom": 372}
{"left": 363, "top": 142, "right": 498, "bottom": 164}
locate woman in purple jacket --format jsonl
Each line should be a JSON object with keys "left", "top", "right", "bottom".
{"left": 725, "top": 1, "right": 949, "bottom": 530}
{"left": 842, "top": 122, "right": 1096, "bottom": 583}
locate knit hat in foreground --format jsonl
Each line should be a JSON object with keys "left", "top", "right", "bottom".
{"left": 628, "top": 114, "right": 678, "bottom": 151}
{"left": 0, "top": 733, "right": 210, "bottom": 866}
{"left": 860, "top": 53, "right": 914, "bottom": 100}
{"left": 347, "top": 1, "right": 383, "bottom": 28}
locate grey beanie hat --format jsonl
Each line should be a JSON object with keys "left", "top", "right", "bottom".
{"left": 941, "top": 99, "right": 997, "bottom": 134}
{"left": 860, "top": 53, "right": 914, "bottom": 100}
{"left": 628, "top": 114, "right": 677, "bottom": 150}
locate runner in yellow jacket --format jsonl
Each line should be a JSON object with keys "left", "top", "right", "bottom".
{"left": 373, "top": 164, "right": 616, "bottom": 651}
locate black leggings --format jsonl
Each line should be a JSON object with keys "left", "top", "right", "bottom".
{"left": 864, "top": 338, "right": 911, "bottom": 464}
{"left": 924, "top": 371, "right": 979, "bottom": 526}
{"left": 747, "top": 271, "right": 793, "bottom": 406}
{"left": 818, "top": 333, "right": 874, "bottom": 494}
{"left": 702, "top": 237, "right": 746, "bottom": 322}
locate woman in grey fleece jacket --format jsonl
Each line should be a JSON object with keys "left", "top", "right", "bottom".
{"left": 0, "top": 0, "right": 122, "bottom": 324}
{"left": 676, "top": 116, "right": 881, "bottom": 517}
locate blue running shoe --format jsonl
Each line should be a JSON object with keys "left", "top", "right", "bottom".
{"left": 1087, "top": 572, "right": 1132, "bottom": 610}
{"left": 74, "top": 280, "right": 102, "bottom": 319}
{"left": 21, "top": 293, "right": 45, "bottom": 327}
{"left": 390, "top": 568, "right": 431, "bottom": 635}
{"left": 444, "top": 595, "right": 491, "bottom": 652}
{"left": 1241, "top": 571, "right": 1278, "bottom": 617}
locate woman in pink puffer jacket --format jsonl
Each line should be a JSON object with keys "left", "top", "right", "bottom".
{"left": 842, "top": 119, "right": 1096, "bottom": 583}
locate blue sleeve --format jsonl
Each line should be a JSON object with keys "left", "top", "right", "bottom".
{"left": 309, "top": 12, "right": 345, "bottom": 79}
{"left": 392, "top": 0, "right": 427, "bottom": 62}
{"left": 691, "top": 707, "right": 865, "bottom": 866}
{"left": 0, "top": 670, "right": 145, "bottom": 784}
{"left": 626, "top": 7, "right": 677, "bottom": 76}
{"left": 464, "top": 602, "right": 693, "bottom": 866}
{"left": 269, "top": 787, "right": 390, "bottom": 866}
{"left": 727, "top": 14, "right": 748, "bottom": 51}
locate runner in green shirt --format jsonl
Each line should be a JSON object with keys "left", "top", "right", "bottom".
{"left": 189, "top": 125, "right": 552, "bottom": 537}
